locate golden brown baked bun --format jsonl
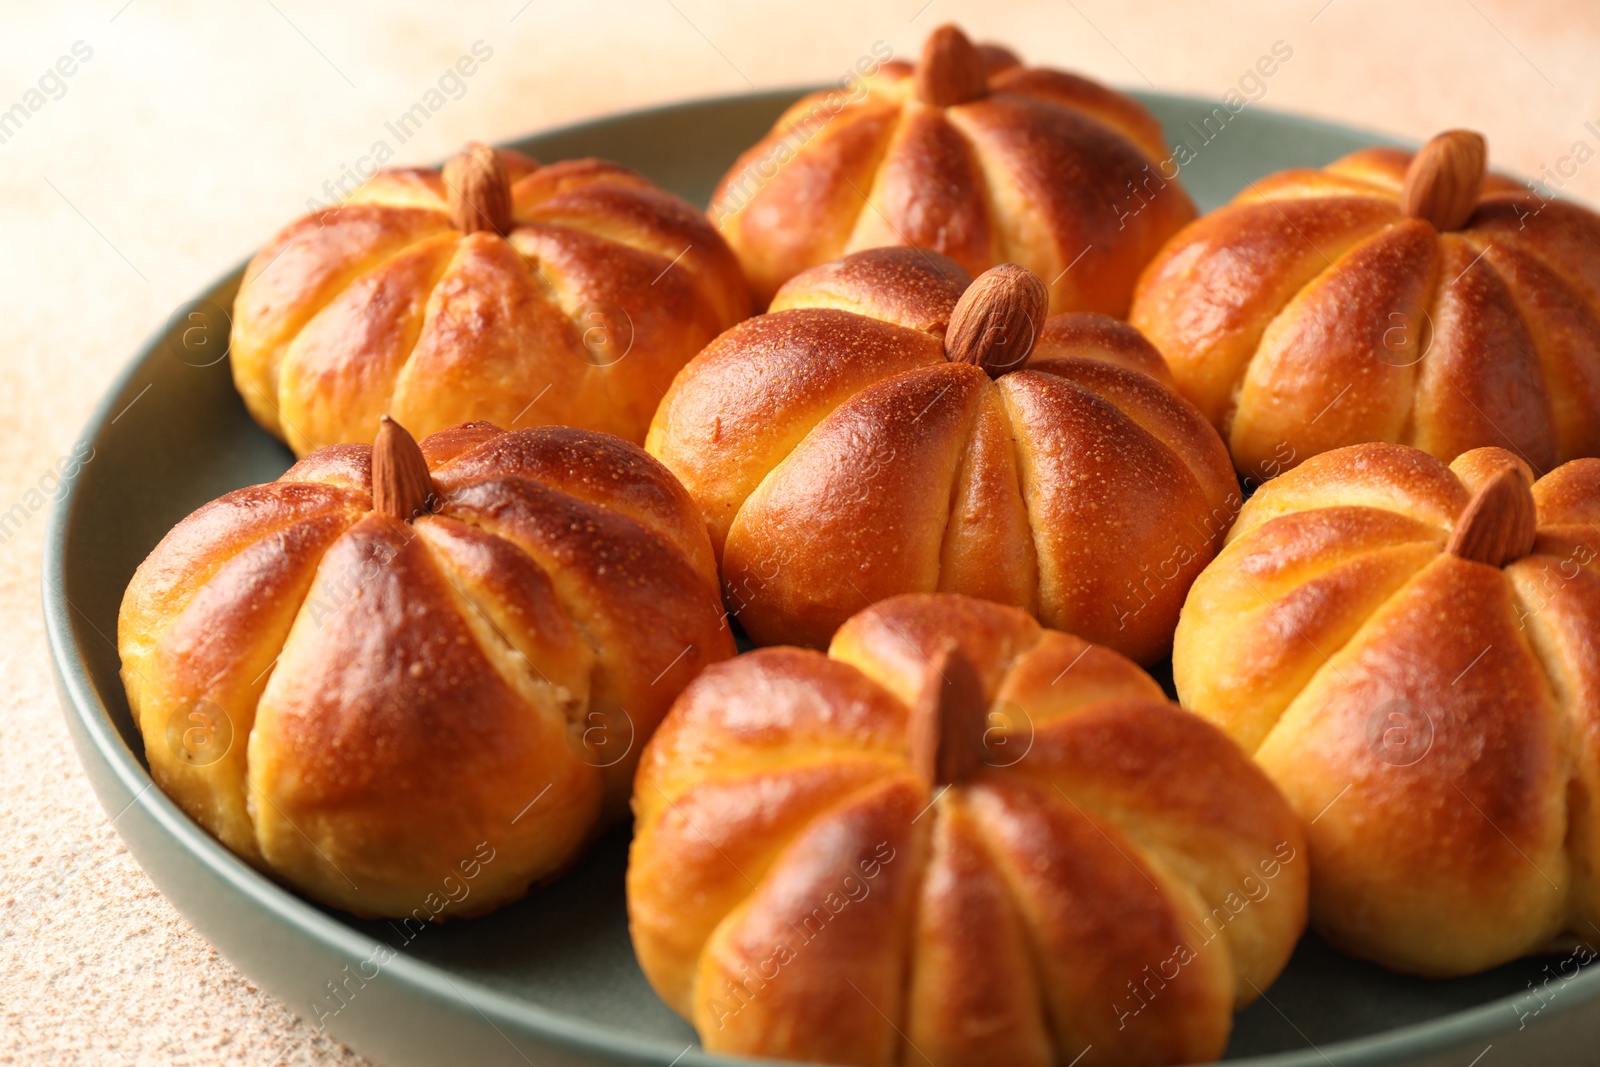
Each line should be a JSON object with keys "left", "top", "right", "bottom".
{"left": 646, "top": 247, "right": 1239, "bottom": 662}
{"left": 710, "top": 23, "right": 1196, "bottom": 313}
{"left": 117, "top": 419, "right": 733, "bottom": 918}
{"left": 1131, "top": 129, "right": 1600, "bottom": 479}
{"left": 629, "top": 593, "right": 1307, "bottom": 1067}
{"left": 231, "top": 142, "right": 751, "bottom": 456}
{"left": 1174, "top": 441, "right": 1600, "bottom": 976}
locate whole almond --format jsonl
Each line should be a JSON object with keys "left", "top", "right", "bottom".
{"left": 372, "top": 416, "right": 436, "bottom": 521}
{"left": 1400, "top": 130, "right": 1487, "bottom": 232}
{"left": 1444, "top": 464, "right": 1537, "bottom": 567}
{"left": 915, "top": 24, "right": 991, "bottom": 107}
{"left": 444, "top": 141, "right": 512, "bottom": 236}
{"left": 945, "top": 262, "right": 1050, "bottom": 378}
{"left": 909, "top": 641, "right": 989, "bottom": 787}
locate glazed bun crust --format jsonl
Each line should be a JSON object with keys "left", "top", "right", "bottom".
{"left": 1131, "top": 143, "right": 1600, "bottom": 477}
{"left": 647, "top": 248, "right": 1238, "bottom": 662}
{"left": 629, "top": 594, "right": 1307, "bottom": 1067}
{"left": 710, "top": 28, "right": 1195, "bottom": 313}
{"left": 119, "top": 423, "right": 732, "bottom": 918}
{"left": 231, "top": 152, "right": 751, "bottom": 456}
{"left": 1174, "top": 443, "right": 1600, "bottom": 975}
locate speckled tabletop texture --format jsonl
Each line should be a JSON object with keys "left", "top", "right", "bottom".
{"left": 4, "top": 1, "right": 1597, "bottom": 1064}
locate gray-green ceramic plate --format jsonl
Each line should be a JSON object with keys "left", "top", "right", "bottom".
{"left": 44, "top": 89, "right": 1600, "bottom": 1067}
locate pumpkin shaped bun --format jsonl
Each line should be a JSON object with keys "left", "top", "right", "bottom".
{"left": 231, "top": 143, "right": 751, "bottom": 457}
{"left": 1131, "top": 130, "right": 1600, "bottom": 478}
{"left": 629, "top": 593, "right": 1308, "bottom": 1067}
{"left": 647, "top": 247, "right": 1239, "bottom": 662}
{"left": 1174, "top": 442, "right": 1600, "bottom": 976}
{"left": 710, "top": 23, "right": 1197, "bottom": 312}
{"left": 117, "top": 419, "right": 733, "bottom": 918}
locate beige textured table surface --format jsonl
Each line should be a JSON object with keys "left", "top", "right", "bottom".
{"left": 3, "top": 1, "right": 1597, "bottom": 1064}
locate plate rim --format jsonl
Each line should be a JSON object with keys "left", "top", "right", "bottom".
{"left": 40, "top": 85, "right": 1595, "bottom": 1067}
